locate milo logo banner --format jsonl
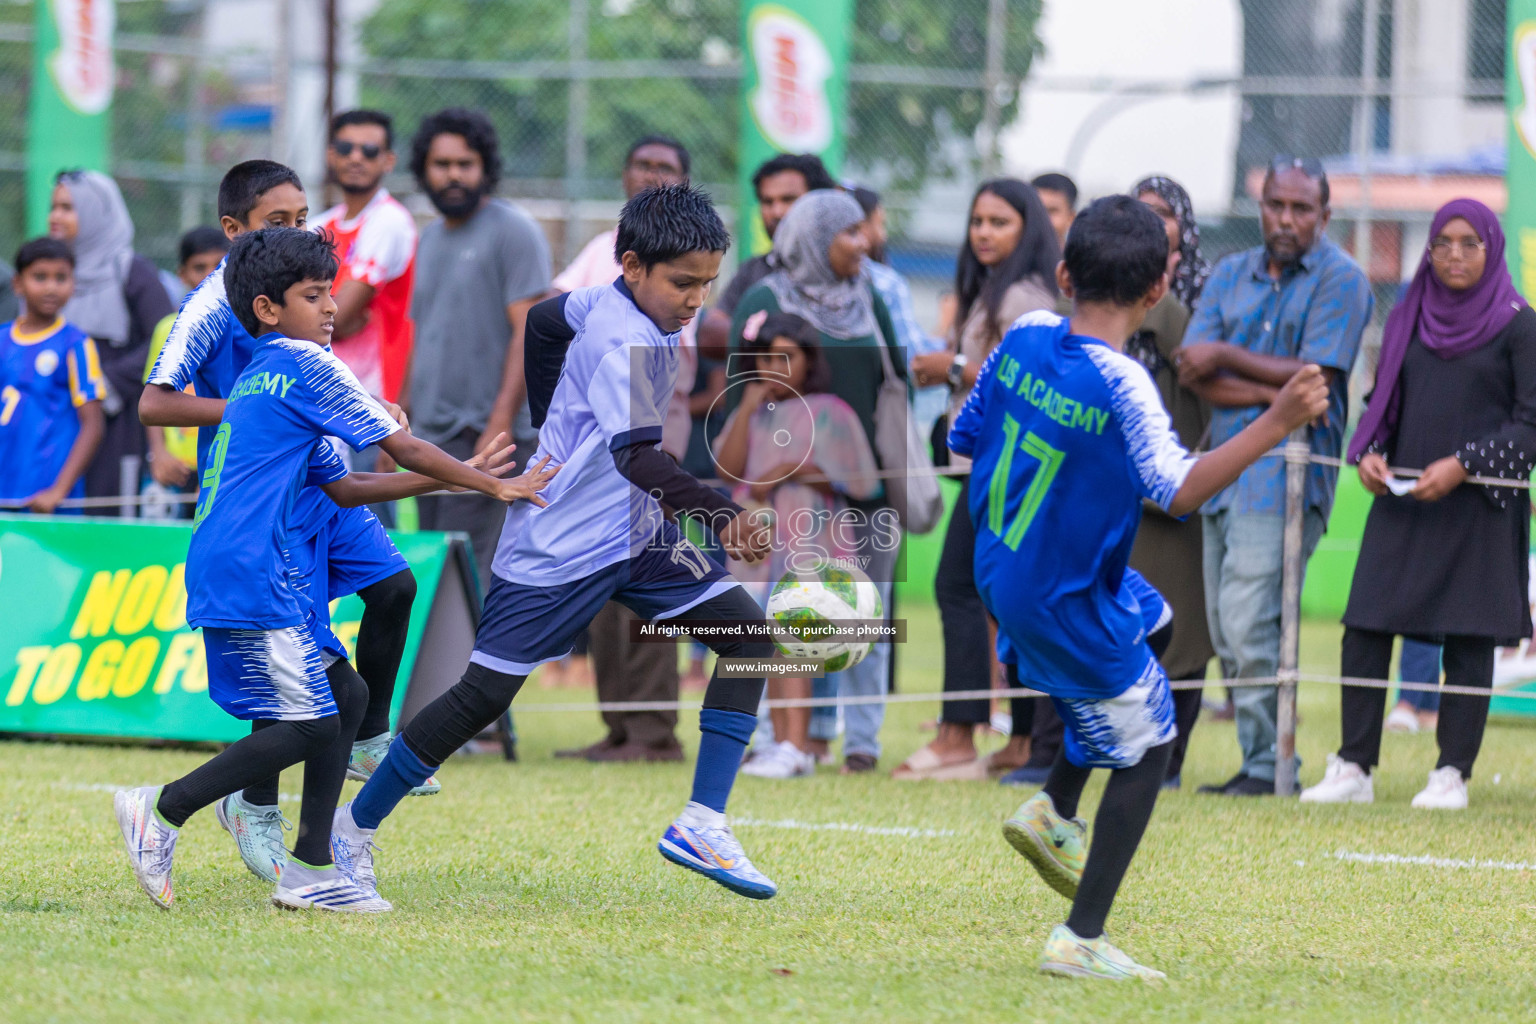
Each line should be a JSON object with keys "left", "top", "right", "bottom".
{"left": 1509, "top": 0, "right": 1536, "bottom": 298}
{"left": 738, "top": 0, "right": 851, "bottom": 255}
{"left": 27, "top": 0, "right": 115, "bottom": 234}
{"left": 0, "top": 516, "right": 477, "bottom": 742}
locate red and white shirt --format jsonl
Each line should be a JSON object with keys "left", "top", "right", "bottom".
{"left": 312, "top": 188, "right": 417, "bottom": 401}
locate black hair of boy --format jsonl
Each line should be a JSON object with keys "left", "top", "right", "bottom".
{"left": 613, "top": 183, "right": 730, "bottom": 269}
{"left": 409, "top": 107, "right": 501, "bottom": 193}
{"left": 627, "top": 134, "right": 691, "bottom": 177}
{"left": 225, "top": 228, "right": 340, "bottom": 339}
{"left": 1063, "top": 195, "right": 1169, "bottom": 307}
{"left": 16, "top": 237, "right": 75, "bottom": 272}
{"left": 179, "top": 226, "right": 230, "bottom": 266}
{"left": 331, "top": 108, "right": 394, "bottom": 150}
{"left": 751, "top": 153, "right": 836, "bottom": 195}
{"left": 218, "top": 160, "right": 304, "bottom": 224}
{"left": 1031, "top": 171, "right": 1079, "bottom": 209}
{"left": 747, "top": 311, "right": 829, "bottom": 393}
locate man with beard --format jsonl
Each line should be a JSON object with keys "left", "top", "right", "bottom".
{"left": 1174, "top": 156, "right": 1371, "bottom": 796}
{"left": 404, "top": 107, "right": 553, "bottom": 589}
{"left": 312, "top": 110, "right": 417, "bottom": 404}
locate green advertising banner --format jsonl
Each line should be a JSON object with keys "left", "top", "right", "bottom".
{"left": 0, "top": 516, "right": 456, "bottom": 743}
{"left": 27, "top": 0, "right": 116, "bottom": 235}
{"left": 1509, "top": 0, "right": 1536, "bottom": 297}
{"left": 737, "top": 0, "right": 852, "bottom": 255}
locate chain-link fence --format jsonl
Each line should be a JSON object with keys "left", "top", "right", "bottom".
{"left": 0, "top": 0, "right": 1515, "bottom": 314}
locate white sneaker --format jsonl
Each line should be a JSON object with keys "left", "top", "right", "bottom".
{"left": 740, "top": 741, "right": 815, "bottom": 779}
{"left": 113, "top": 786, "right": 179, "bottom": 908}
{"left": 1384, "top": 705, "right": 1420, "bottom": 734}
{"left": 273, "top": 866, "right": 392, "bottom": 913}
{"left": 1299, "top": 754, "right": 1373, "bottom": 804}
{"left": 331, "top": 803, "right": 383, "bottom": 898}
{"left": 1411, "top": 766, "right": 1468, "bottom": 809}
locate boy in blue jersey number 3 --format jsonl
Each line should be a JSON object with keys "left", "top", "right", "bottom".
{"left": 141, "top": 161, "right": 435, "bottom": 893}
{"left": 950, "top": 196, "right": 1328, "bottom": 980}
{"left": 115, "top": 228, "right": 555, "bottom": 912}
{"left": 333, "top": 184, "right": 784, "bottom": 901}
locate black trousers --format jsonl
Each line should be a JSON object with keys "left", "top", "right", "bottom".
{"left": 936, "top": 477, "right": 1028, "bottom": 729}
{"left": 1338, "top": 626, "right": 1495, "bottom": 778}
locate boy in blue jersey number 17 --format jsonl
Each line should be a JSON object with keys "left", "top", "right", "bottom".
{"left": 114, "top": 228, "right": 556, "bottom": 913}
{"left": 333, "top": 184, "right": 784, "bottom": 902}
{"left": 141, "top": 161, "right": 434, "bottom": 893}
{"left": 949, "top": 196, "right": 1328, "bottom": 980}
{"left": 0, "top": 238, "right": 105, "bottom": 513}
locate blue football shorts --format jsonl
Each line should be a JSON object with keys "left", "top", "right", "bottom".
{"left": 203, "top": 615, "right": 342, "bottom": 721}
{"left": 997, "top": 567, "right": 1176, "bottom": 769}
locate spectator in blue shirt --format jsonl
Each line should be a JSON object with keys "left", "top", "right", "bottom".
{"left": 1174, "top": 156, "right": 1372, "bottom": 796}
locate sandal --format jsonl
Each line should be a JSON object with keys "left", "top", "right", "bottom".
{"left": 840, "top": 752, "right": 878, "bottom": 775}
{"left": 890, "top": 745, "right": 989, "bottom": 781}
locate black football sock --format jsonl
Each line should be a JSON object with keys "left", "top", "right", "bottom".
{"left": 1066, "top": 739, "right": 1174, "bottom": 940}
{"left": 355, "top": 570, "right": 417, "bottom": 740}
{"left": 158, "top": 717, "right": 336, "bottom": 828}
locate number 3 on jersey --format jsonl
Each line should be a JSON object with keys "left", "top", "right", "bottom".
{"left": 986, "top": 413, "right": 1064, "bottom": 551}
{"left": 192, "top": 423, "right": 232, "bottom": 530}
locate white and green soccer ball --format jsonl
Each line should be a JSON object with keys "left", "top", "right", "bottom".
{"left": 766, "top": 563, "right": 884, "bottom": 672}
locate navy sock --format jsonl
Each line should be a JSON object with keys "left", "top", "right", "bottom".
{"left": 690, "top": 708, "right": 756, "bottom": 813}
{"left": 350, "top": 735, "right": 436, "bottom": 830}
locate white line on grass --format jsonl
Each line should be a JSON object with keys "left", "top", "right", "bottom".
{"left": 732, "top": 816, "right": 956, "bottom": 839}
{"left": 1332, "top": 849, "right": 1536, "bottom": 873}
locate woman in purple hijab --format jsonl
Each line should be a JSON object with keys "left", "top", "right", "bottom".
{"left": 1301, "top": 198, "right": 1536, "bottom": 811}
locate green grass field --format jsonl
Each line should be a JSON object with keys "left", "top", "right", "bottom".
{"left": 6, "top": 613, "right": 1536, "bottom": 1023}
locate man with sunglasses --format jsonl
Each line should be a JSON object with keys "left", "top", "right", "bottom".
{"left": 313, "top": 109, "right": 417, "bottom": 403}
{"left": 1173, "top": 155, "right": 1372, "bottom": 797}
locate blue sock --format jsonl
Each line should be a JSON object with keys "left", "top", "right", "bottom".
{"left": 691, "top": 708, "right": 756, "bottom": 813}
{"left": 351, "top": 735, "right": 436, "bottom": 830}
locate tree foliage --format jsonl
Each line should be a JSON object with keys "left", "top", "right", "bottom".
{"left": 357, "top": 0, "right": 1042, "bottom": 198}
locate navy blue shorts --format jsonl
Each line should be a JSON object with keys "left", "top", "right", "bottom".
{"left": 470, "top": 521, "right": 738, "bottom": 676}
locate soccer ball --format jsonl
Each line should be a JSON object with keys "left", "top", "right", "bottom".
{"left": 766, "top": 563, "right": 884, "bottom": 672}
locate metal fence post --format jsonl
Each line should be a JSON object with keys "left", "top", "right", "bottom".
{"left": 1276, "top": 428, "right": 1308, "bottom": 796}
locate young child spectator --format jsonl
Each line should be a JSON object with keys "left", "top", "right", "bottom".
{"left": 140, "top": 227, "right": 230, "bottom": 519}
{"left": 0, "top": 238, "right": 106, "bottom": 513}
{"left": 713, "top": 311, "right": 881, "bottom": 778}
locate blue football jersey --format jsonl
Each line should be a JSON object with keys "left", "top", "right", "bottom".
{"left": 948, "top": 312, "right": 1197, "bottom": 700}
{"left": 0, "top": 318, "right": 106, "bottom": 503}
{"left": 185, "top": 335, "right": 399, "bottom": 630}
{"left": 492, "top": 279, "right": 679, "bottom": 586}
{"left": 147, "top": 257, "right": 337, "bottom": 540}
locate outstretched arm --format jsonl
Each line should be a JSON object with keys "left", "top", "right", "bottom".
{"left": 321, "top": 434, "right": 520, "bottom": 507}
{"left": 139, "top": 383, "right": 225, "bottom": 427}
{"left": 378, "top": 429, "right": 555, "bottom": 504}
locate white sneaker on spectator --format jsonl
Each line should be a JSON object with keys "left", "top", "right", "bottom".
{"left": 1299, "top": 754, "right": 1373, "bottom": 804}
{"left": 741, "top": 741, "right": 815, "bottom": 779}
{"left": 1384, "top": 704, "right": 1419, "bottom": 734}
{"left": 1411, "top": 766, "right": 1467, "bottom": 809}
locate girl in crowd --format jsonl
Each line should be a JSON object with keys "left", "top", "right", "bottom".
{"left": 49, "top": 170, "right": 174, "bottom": 515}
{"left": 731, "top": 189, "right": 905, "bottom": 773}
{"left": 1126, "top": 175, "right": 1216, "bottom": 788}
{"left": 895, "top": 178, "right": 1060, "bottom": 780}
{"left": 715, "top": 312, "right": 881, "bottom": 778}
{"left": 1303, "top": 198, "right": 1536, "bottom": 810}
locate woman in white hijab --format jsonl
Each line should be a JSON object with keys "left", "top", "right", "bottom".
{"left": 48, "top": 170, "right": 175, "bottom": 515}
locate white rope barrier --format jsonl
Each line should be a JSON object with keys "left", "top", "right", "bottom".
{"left": 503, "top": 672, "right": 1536, "bottom": 715}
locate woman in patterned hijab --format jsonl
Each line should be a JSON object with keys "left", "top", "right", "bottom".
{"left": 1132, "top": 175, "right": 1210, "bottom": 308}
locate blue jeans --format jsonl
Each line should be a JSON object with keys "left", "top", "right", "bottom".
{"left": 1201, "top": 509, "right": 1325, "bottom": 782}
{"left": 1397, "top": 638, "right": 1443, "bottom": 712}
